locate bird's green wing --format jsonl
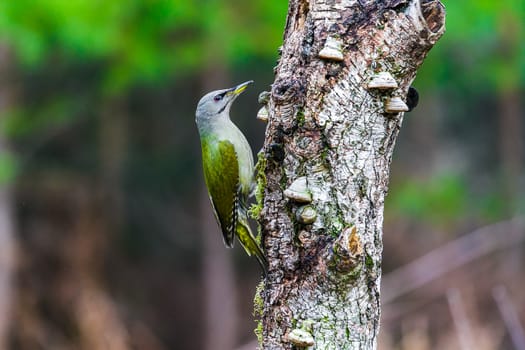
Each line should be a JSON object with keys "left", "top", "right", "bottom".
{"left": 201, "top": 139, "right": 239, "bottom": 247}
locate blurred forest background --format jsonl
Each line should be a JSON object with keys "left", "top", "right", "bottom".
{"left": 0, "top": 1, "right": 523, "bottom": 349}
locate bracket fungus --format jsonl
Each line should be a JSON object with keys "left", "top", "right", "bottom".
{"left": 384, "top": 96, "right": 409, "bottom": 113}
{"left": 367, "top": 71, "right": 398, "bottom": 90}
{"left": 287, "top": 329, "right": 315, "bottom": 347}
{"left": 296, "top": 205, "right": 317, "bottom": 224}
{"left": 257, "top": 106, "right": 269, "bottom": 122}
{"left": 258, "top": 91, "right": 271, "bottom": 105}
{"left": 284, "top": 177, "right": 312, "bottom": 203}
{"left": 318, "top": 36, "right": 344, "bottom": 62}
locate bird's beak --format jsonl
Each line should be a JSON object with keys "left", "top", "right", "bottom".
{"left": 227, "top": 81, "right": 254, "bottom": 97}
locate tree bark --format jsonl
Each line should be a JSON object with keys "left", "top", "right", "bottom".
{"left": 257, "top": 1, "right": 445, "bottom": 348}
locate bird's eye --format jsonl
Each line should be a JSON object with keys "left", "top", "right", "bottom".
{"left": 213, "top": 95, "right": 223, "bottom": 102}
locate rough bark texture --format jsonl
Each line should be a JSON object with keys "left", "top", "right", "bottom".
{"left": 257, "top": 1, "right": 445, "bottom": 349}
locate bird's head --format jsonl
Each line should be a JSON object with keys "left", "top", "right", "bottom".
{"left": 196, "top": 81, "right": 253, "bottom": 125}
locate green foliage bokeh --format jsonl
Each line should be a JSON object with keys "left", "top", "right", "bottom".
{"left": 419, "top": 0, "right": 525, "bottom": 91}
{"left": 0, "top": 0, "right": 523, "bottom": 225}
{"left": 0, "top": 0, "right": 287, "bottom": 92}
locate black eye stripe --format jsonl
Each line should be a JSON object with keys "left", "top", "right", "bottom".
{"left": 213, "top": 92, "right": 227, "bottom": 102}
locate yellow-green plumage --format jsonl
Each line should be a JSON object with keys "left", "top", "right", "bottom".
{"left": 201, "top": 139, "right": 240, "bottom": 247}
{"left": 196, "top": 81, "right": 267, "bottom": 274}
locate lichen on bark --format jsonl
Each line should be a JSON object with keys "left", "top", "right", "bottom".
{"left": 257, "top": 0, "right": 445, "bottom": 349}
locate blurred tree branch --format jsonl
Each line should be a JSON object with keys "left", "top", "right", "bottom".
{"left": 492, "top": 285, "right": 525, "bottom": 350}
{"left": 382, "top": 218, "right": 525, "bottom": 304}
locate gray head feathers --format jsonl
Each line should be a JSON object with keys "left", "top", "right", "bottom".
{"left": 195, "top": 81, "right": 253, "bottom": 128}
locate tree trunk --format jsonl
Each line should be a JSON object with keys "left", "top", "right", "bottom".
{"left": 257, "top": 1, "right": 445, "bottom": 348}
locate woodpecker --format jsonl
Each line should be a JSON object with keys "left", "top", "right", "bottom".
{"left": 195, "top": 81, "right": 267, "bottom": 274}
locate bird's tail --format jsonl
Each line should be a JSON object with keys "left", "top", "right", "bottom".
{"left": 236, "top": 215, "right": 268, "bottom": 276}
